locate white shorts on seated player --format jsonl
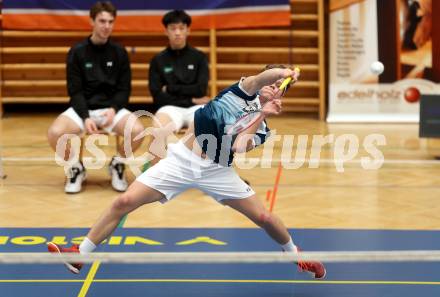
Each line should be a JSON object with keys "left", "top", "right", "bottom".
{"left": 156, "top": 105, "right": 203, "bottom": 131}
{"left": 61, "top": 107, "right": 131, "bottom": 134}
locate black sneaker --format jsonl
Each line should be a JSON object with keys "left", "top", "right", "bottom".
{"left": 109, "top": 156, "right": 128, "bottom": 192}
{"left": 64, "top": 162, "right": 86, "bottom": 194}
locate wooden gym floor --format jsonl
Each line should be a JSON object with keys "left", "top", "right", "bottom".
{"left": 1, "top": 111, "right": 439, "bottom": 230}
{"left": 2, "top": 111, "right": 440, "bottom": 297}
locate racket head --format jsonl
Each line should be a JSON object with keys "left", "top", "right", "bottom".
{"left": 227, "top": 111, "right": 262, "bottom": 135}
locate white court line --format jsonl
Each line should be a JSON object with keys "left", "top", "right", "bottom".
{"left": 2, "top": 157, "right": 440, "bottom": 166}
{"left": 3, "top": 250, "right": 440, "bottom": 264}
{"left": 265, "top": 158, "right": 440, "bottom": 165}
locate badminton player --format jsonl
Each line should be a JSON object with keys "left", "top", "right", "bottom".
{"left": 48, "top": 65, "right": 326, "bottom": 279}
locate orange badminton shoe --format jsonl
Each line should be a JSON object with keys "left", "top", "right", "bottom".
{"left": 47, "top": 242, "right": 83, "bottom": 274}
{"left": 296, "top": 248, "right": 326, "bottom": 279}
{"left": 297, "top": 259, "right": 326, "bottom": 279}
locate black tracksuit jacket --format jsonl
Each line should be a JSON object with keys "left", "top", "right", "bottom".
{"left": 148, "top": 45, "right": 209, "bottom": 108}
{"left": 66, "top": 37, "right": 131, "bottom": 120}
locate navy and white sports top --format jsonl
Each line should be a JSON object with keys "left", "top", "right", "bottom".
{"left": 194, "top": 80, "right": 270, "bottom": 167}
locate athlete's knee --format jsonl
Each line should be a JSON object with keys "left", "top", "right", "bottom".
{"left": 47, "top": 125, "right": 65, "bottom": 141}
{"left": 126, "top": 121, "right": 144, "bottom": 150}
{"left": 131, "top": 122, "right": 144, "bottom": 140}
{"left": 256, "top": 212, "right": 273, "bottom": 227}
{"left": 112, "top": 193, "right": 134, "bottom": 213}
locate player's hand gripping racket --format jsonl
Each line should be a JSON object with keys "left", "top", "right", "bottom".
{"left": 226, "top": 67, "right": 300, "bottom": 135}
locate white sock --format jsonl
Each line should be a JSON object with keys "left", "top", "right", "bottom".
{"left": 114, "top": 153, "right": 125, "bottom": 163}
{"left": 281, "top": 237, "right": 298, "bottom": 253}
{"left": 79, "top": 237, "right": 96, "bottom": 255}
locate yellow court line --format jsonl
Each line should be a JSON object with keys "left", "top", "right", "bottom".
{"left": 77, "top": 261, "right": 101, "bottom": 297}
{"left": 1, "top": 278, "right": 440, "bottom": 286}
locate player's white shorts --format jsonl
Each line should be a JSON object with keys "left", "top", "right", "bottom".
{"left": 136, "top": 141, "right": 255, "bottom": 204}
{"left": 156, "top": 105, "right": 203, "bottom": 131}
{"left": 61, "top": 107, "right": 131, "bottom": 133}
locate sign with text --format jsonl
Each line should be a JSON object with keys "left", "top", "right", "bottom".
{"left": 328, "top": 0, "right": 439, "bottom": 123}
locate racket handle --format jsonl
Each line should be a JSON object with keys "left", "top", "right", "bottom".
{"left": 279, "top": 77, "right": 292, "bottom": 91}
{"left": 279, "top": 67, "right": 300, "bottom": 91}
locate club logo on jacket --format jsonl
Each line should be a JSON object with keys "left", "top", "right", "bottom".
{"left": 106, "top": 61, "right": 113, "bottom": 67}
{"left": 187, "top": 64, "right": 194, "bottom": 70}
{"left": 164, "top": 66, "right": 173, "bottom": 73}
{"left": 85, "top": 62, "right": 93, "bottom": 68}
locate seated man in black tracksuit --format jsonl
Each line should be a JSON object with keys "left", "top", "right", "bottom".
{"left": 146, "top": 10, "right": 210, "bottom": 168}
{"left": 47, "top": 1, "right": 144, "bottom": 194}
